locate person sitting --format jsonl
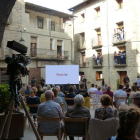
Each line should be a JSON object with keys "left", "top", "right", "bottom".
{"left": 53, "top": 88, "right": 63, "bottom": 104}
{"left": 114, "top": 85, "right": 127, "bottom": 106}
{"left": 107, "top": 105, "right": 140, "bottom": 140}
{"left": 102, "top": 84, "right": 108, "bottom": 92}
{"left": 103, "top": 86, "right": 113, "bottom": 100}
{"left": 51, "top": 84, "right": 55, "bottom": 90}
{"left": 94, "top": 86, "right": 103, "bottom": 95}
{"left": 25, "top": 85, "right": 31, "bottom": 100}
{"left": 73, "top": 85, "right": 78, "bottom": 94}
{"left": 65, "top": 86, "right": 76, "bottom": 105}
{"left": 56, "top": 86, "right": 65, "bottom": 97}
{"left": 95, "top": 94, "right": 117, "bottom": 120}
{"left": 77, "top": 83, "right": 89, "bottom": 97}
{"left": 36, "top": 84, "right": 43, "bottom": 98}
{"left": 19, "top": 83, "right": 26, "bottom": 95}
{"left": 65, "top": 94, "right": 91, "bottom": 140}
{"left": 27, "top": 89, "right": 40, "bottom": 123}
{"left": 40, "top": 87, "right": 47, "bottom": 103}
{"left": 88, "top": 84, "right": 97, "bottom": 97}
{"left": 123, "top": 83, "right": 131, "bottom": 97}
{"left": 37, "top": 90, "right": 63, "bottom": 139}
{"left": 133, "top": 92, "right": 140, "bottom": 108}
{"left": 134, "top": 82, "right": 139, "bottom": 91}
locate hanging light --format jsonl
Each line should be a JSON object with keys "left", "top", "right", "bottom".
{"left": 19, "top": 38, "right": 25, "bottom": 45}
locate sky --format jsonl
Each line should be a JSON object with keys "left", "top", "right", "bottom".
{"left": 24, "top": 0, "right": 83, "bottom": 14}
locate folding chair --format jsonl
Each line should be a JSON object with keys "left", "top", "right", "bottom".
{"left": 37, "top": 117, "right": 61, "bottom": 140}
{"left": 116, "top": 97, "right": 127, "bottom": 109}
{"left": 63, "top": 117, "right": 87, "bottom": 140}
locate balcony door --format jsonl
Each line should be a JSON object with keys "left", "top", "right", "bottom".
{"left": 119, "top": 71, "right": 127, "bottom": 85}
{"left": 57, "top": 46, "right": 62, "bottom": 58}
{"left": 82, "top": 52, "right": 86, "bottom": 66}
{"left": 30, "top": 43, "right": 36, "bottom": 57}
{"left": 98, "top": 33, "right": 101, "bottom": 45}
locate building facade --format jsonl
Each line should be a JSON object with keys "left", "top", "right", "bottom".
{"left": 69, "top": 0, "right": 140, "bottom": 90}
{"left": 0, "top": 0, "right": 74, "bottom": 84}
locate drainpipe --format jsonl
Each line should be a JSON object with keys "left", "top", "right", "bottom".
{"left": 106, "top": 0, "right": 110, "bottom": 85}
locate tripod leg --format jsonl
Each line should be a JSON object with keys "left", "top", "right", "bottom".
{"left": 0, "top": 95, "right": 15, "bottom": 139}
{"left": 19, "top": 95, "right": 41, "bottom": 140}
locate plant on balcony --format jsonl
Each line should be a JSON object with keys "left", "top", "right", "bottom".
{"left": 117, "top": 79, "right": 120, "bottom": 90}
{"left": 0, "top": 84, "right": 11, "bottom": 113}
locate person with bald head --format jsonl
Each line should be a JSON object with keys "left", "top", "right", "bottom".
{"left": 103, "top": 85, "right": 114, "bottom": 99}
{"left": 37, "top": 90, "right": 63, "bottom": 138}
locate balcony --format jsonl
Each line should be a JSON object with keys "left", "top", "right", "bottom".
{"left": 79, "top": 63, "right": 88, "bottom": 68}
{"left": 30, "top": 48, "right": 69, "bottom": 60}
{"left": 113, "top": 53, "right": 127, "bottom": 67}
{"left": 92, "top": 37, "right": 102, "bottom": 49}
{"left": 77, "top": 41, "right": 86, "bottom": 51}
{"left": 112, "top": 30, "right": 126, "bottom": 45}
{"left": 51, "top": 23, "right": 64, "bottom": 33}
{"left": 93, "top": 58, "right": 103, "bottom": 68}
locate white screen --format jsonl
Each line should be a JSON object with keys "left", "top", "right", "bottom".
{"left": 45, "top": 65, "right": 79, "bottom": 84}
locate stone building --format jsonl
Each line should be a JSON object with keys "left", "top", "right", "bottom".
{"left": 0, "top": 0, "right": 74, "bottom": 84}
{"left": 68, "top": 0, "right": 140, "bottom": 90}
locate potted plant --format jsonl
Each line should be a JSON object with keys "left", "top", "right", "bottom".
{"left": 0, "top": 84, "right": 24, "bottom": 140}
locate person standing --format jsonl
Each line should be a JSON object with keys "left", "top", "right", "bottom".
{"left": 82, "top": 78, "right": 87, "bottom": 89}
{"left": 121, "top": 51, "right": 124, "bottom": 64}
{"left": 117, "top": 51, "right": 121, "bottom": 64}
{"left": 114, "top": 51, "right": 118, "bottom": 64}
{"left": 97, "top": 53, "right": 100, "bottom": 66}
{"left": 101, "top": 79, "right": 105, "bottom": 89}
{"left": 123, "top": 75, "right": 130, "bottom": 85}
{"left": 40, "top": 77, "right": 45, "bottom": 87}
{"left": 30, "top": 77, "right": 36, "bottom": 87}
{"left": 136, "top": 76, "right": 140, "bottom": 89}
{"left": 99, "top": 53, "right": 103, "bottom": 65}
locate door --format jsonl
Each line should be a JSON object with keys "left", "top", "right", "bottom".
{"left": 82, "top": 52, "right": 86, "bottom": 66}
{"left": 98, "top": 34, "right": 101, "bottom": 45}
{"left": 30, "top": 43, "right": 36, "bottom": 57}
{"left": 28, "top": 68, "right": 41, "bottom": 85}
{"left": 57, "top": 46, "right": 62, "bottom": 58}
{"left": 120, "top": 71, "right": 127, "bottom": 85}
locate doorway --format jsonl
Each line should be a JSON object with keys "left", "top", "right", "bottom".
{"left": 30, "top": 43, "right": 36, "bottom": 57}
{"left": 79, "top": 72, "right": 84, "bottom": 81}
{"left": 57, "top": 46, "right": 62, "bottom": 58}
{"left": 118, "top": 71, "right": 127, "bottom": 85}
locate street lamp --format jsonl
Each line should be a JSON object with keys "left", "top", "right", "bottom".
{"left": 19, "top": 38, "right": 25, "bottom": 45}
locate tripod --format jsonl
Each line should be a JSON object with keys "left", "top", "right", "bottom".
{"left": 0, "top": 77, "right": 41, "bottom": 140}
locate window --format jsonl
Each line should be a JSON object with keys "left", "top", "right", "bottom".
{"left": 117, "top": 0, "right": 123, "bottom": 9}
{"left": 37, "top": 17, "right": 43, "bottom": 29}
{"left": 95, "top": 28, "right": 101, "bottom": 45}
{"left": 30, "top": 37, "right": 37, "bottom": 57}
{"left": 95, "top": 7, "right": 100, "bottom": 17}
{"left": 80, "top": 32, "right": 85, "bottom": 48}
{"left": 81, "top": 13, "right": 85, "bottom": 22}
{"left": 96, "top": 71, "right": 102, "bottom": 80}
{"left": 82, "top": 52, "right": 86, "bottom": 66}
{"left": 51, "top": 21, "right": 55, "bottom": 31}
{"left": 50, "top": 39, "right": 53, "bottom": 50}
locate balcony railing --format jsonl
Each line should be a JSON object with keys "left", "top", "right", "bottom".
{"left": 51, "top": 23, "right": 64, "bottom": 33}
{"left": 93, "top": 57, "right": 103, "bottom": 68}
{"left": 112, "top": 30, "right": 126, "bottom": 43}
{"left": 30, "top": 48, "right": 69, "bottom": 60}
{"left": 79, "top": 63, "right": 88, "bottom": 68}
{"left": 92, "top": 37, "right": 102, "bottom": 48}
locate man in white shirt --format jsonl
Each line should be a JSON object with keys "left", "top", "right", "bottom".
{"left": 114, "top": 85, "right": 127, "bottom": 106}
{"left": 88, "top": 84, "right": 97, "bottom": 98}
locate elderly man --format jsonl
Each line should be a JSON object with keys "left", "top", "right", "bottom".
{"left": 66, "top": 94, "right": 91, "bottom": 140}
{"left": 114, "top": 85, "right": 127, "bottom": 106}
{"left": 37, "top": 90, "right": 63, "bottom": 138}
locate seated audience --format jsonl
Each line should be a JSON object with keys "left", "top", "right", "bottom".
{"left": 94, "top": 86, "right": 103, "bottom": 95}
{"left": 95, "top": 85, "right": 98, "bottom": 89}
{"left": 51, "top": 84, "right": 55, "bottom": 90}
{"left": 114, "top": 85, "right": 127, "bottom": 106}
{"left": 40, "top": 87, "right": 47, "bottom": 103}
{"left": 134, "top": 82, "right": 139, "bottom": 91}
{"left": 25, "top": 85, "right": 31, "bottom": 100}
{"left": 65, "top": 86, "right": 76, "bottom": 105}
{"left": 102, "top": 84, "right": 108, "bottom": 92}
{"left": 53, "top": 88, "right": 63, "bottom": 104}
{"left": 73, "top": 85, "right": 78, "bottom": 94}
{"left": 77, "top": 83, "right": 89, "bottom": 97}
{"left": 37, "top": 90, "right": 63, "bottom": 138}
{"left": 19, "top": 83, "right": 26, "bottom": 95}
{"left": 133, "top": 92, "right": 140, "bottom": 108}
{"left": 136, "top": 76, "right": 140, "bottom": 89}
{"left": 123, "top": 83, "right": 131, "bottom": 97}
{"left": 65, "top": 94, "right": 91, "bottom": 140}
{"left": 88, "top": 84, "right": 97, "bottom": 97}
{"left": 36, "top": 84, "right": 43, "bottom": 97}
{"left": 27, "top": 88, "right": 40, "bottom": 122}
{"left": 107, "top": 105, "right": 140, "bottom": 140}
{"left": 103, "top": 86, "right": 113, "bottom": 100}
{"left": 56, "top": 86, "right": 65, "bottom": 97}
{"left": 95, "top": 94, "right": 117, "bottom": 120}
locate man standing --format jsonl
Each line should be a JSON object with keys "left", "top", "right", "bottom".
{"left": 37, "top": 90, "right": 63, "bottom": 138}
{"left": 82, "top": 77, "right": 87, "bottom": 89}
{"left": 136, "top": 76, "right": 140, "bottom": 89}
{"left": 40, "top": 77, "right": 45, "bottom": 87}
{"left": 114, "top": 85, "right": 127, "bottom": 106}
{"left": 123, "top": 75, "right": 130, "bottom": 85}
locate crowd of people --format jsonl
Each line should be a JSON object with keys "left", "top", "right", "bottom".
{"left": 114, "top": 51, "right": 126, "bottom": 65}
{"left": 93, "top": 53, "right": 103, "bottom": 66}
{"left": 18, "top": 76, "right": 140, "bottom": 140}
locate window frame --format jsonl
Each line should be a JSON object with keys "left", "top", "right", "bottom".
{"left": 51, "top": 21, "right": 55, "bottom": 31}
{"left": 96, "top": 71, "right": 102, "bottom": 81}
{"left": 37, "top": 17, "right": 44, "bottom": 29}
{"left": 117, "top": 0, "right": 123, "bottom": 9}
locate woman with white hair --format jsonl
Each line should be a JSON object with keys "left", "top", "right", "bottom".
{"left": 40, "top": 86, "right": 50, "bottom": 103}
{"left": 65, "top": 94, "right": 91, "bottom": 140}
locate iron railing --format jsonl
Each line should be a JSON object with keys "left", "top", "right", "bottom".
{"left": 30, "top": 48, "right": 69, "bottom": 60}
